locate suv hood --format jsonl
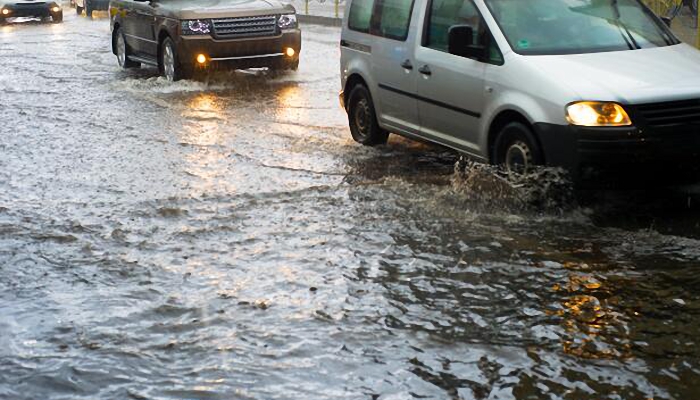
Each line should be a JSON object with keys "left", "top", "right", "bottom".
{"left": 157, "top": 0, "right": 295, "bottom": 20}
{"left": 526, "top": 44, "right": 700, "bottom": 105}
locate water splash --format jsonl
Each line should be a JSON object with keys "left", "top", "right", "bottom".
{"left": 451, "top": 158, "right": 577, "bottom": 215}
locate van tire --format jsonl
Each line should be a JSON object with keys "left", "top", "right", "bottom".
{"left": 493, "top": 122, "right": 543, "bottom": 174}
{"left": 347, "top": 84, "right": 388, "bottom": 146}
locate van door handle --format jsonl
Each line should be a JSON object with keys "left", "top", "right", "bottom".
{"left": 418, "top": 65, "right": 432, "bottom": 76}
{"left": 400, "top": 59, "right": 413, "bottom": 70}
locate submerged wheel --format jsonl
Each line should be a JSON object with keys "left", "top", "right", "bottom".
{"left": 492, "top": 122, "right": 544, "bottom": 174}
{"left": 160, "top": 37, "right": 192, "bottom": 81}
{"left": 115, "top": 27, "right": 140, "bottom": 69}
{"left": 288, "top": 59, "right": 299, "bottom": 71}
{"left": 269, "top": 58, "right": 299, "bottom": 72}
{"left": 346, "top": 84, "right": 389, "bottom": 146}
{"left": 51, "top": 12, "right": 63, "bottom": 23}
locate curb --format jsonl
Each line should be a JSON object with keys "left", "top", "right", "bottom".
{"left": 298, "top": 14, "right": 343, "bottom": 27}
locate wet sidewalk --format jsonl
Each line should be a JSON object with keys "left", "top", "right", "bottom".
{"left": 671, "top": 9, "right": 699, "bottom": 45}
{"left": 287, "top": 0, "right": 700, "bottom": 47}
{"left": 283, "top": 0, "right": 345, "bottom": 25}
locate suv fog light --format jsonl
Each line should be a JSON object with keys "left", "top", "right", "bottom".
{"left": 52, "top": 6, "right": 61, "bottom": 12}
{"left": 285, "top": 47, "right": 295, "bottom": 57}
{"left": 2, "top": 9, "right": 9, "bottom": 15}
{"left": 196, "top": 54, "right": 207, "bottom": 64}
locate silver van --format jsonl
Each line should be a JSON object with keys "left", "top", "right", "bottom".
{"left": 339, "top": 0, "right": 700, "bottom": 180}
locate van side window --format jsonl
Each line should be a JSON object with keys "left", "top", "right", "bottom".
{"left": 348, "top": 0, "right": 374, "bottom": 33}
{"left": 374, "top": 0, "right": 414, "bottom": 41}
{"left": 424, "top": 0, "right": 503, "bottom": 64}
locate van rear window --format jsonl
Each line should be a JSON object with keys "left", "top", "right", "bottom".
{"left": 348, "top": 0, "right": 374, "bottom": 33}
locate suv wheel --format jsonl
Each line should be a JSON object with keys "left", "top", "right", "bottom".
{"left": 160, "top": 37, "right": 192, "bottom": 81}
{"left": 347, "top": 84, "right": 388, "bottom": 146}
{"left": 115, "top": 27, "right": 140, "bottom": 69}
{"left": 493, "top": 122, "right": 543, "bottom": 174}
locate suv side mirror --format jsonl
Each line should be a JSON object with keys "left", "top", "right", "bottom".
{"left": 448, "top": 25, "right": 485, "bottom": 60}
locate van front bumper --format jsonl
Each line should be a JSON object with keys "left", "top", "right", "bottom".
{"left": 535, "top": 122, "right": 700, "bottom": 184}
{"left": 178, "top": 30, "right": 301, "bottom": 69}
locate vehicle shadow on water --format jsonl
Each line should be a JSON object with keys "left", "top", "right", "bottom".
{"left": 580, "top": 186, "right": 700, "bottom": 239}
{"left": 0, "top": 18, "right": 57, "bottom": 26}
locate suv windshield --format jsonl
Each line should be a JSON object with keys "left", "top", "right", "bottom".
{"left": 484, "top": 0, "right": 678, "bottom": 55}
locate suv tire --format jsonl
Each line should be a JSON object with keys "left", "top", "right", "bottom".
{"left": 347, "top": 84, "right": 388, "bottom": 146}
{"left": 493, "top": 122, "right": 543, "bottom": 174}
{"left": 115, "top": 27, "right": 140, "bottom": 69}
{"left": 160, "top": 37, "right": 192, "bottom": 81}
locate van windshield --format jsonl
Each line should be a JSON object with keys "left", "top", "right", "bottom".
{"left": 483, "top": 0, "right": 679, "bottom": 55}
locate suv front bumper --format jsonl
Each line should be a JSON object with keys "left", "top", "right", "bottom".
{"left": 178, "top": 30, "right": 301, "bottom": 69}
{"left": 535, "top": 122, "right": 700, "bottom": 185}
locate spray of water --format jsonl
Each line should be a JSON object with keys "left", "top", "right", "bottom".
{"left": 451, "top": 158, "right": 577, "bottom": 215}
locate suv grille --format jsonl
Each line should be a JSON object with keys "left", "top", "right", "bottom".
{"left": 636, "top": 99, "right": 700, "bottom": 127}
{"left": 211, "top": 15, "right": 278, "bottom": 39}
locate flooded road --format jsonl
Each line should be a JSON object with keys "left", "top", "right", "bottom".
{"left": 2, "top": 9, "right": 700, "bottom": 400}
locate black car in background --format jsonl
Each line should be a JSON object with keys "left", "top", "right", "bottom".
{"left": 0, "top": 0, "right": 63, "bottom": 23}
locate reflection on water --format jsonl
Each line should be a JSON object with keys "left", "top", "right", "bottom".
{"left": 555, "top": 273, "right": 632, "bottom": 360}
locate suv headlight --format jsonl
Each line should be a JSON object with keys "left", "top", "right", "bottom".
{"left": 181, "top": 19, "right": 212, "bottom": 35}
{"left": 278, "top": 14, "right": 297, "bottom": 29}
{"left": 566, "top": 101, "right": 631, "bottom": 127}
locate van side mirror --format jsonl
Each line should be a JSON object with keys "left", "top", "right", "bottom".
{"left": 448, "top": 25, "right": 485, "bottom": 60}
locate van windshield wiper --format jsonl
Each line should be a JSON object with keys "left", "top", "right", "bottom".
{"left": 611, "top": 0, "right": 640, "bottom": 49}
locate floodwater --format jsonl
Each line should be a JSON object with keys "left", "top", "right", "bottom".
{"left": 1, "top": 10, "right": 700, "bottom": 400}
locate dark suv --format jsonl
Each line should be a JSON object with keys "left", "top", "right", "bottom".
{"left": 110, "top": 0, "right": 302, "bottom": 81}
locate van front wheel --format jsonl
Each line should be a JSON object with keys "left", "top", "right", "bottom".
{"left": 493, "top": 122, "right": 543, "bottom": 175}
{"left": 347, "top": 84, "right": 388, "bottom": 146}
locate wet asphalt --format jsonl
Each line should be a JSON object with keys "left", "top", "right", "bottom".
{"left": 1, "top": 7, "right": 700, "bottom": 400}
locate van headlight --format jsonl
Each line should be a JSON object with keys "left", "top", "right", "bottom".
{"left": 181, "top": 19, "right": 212, "bottom": 35}
{"left": 566, "top": 101, "right": 631, "bottom": 127}
{"left": 278, "top": 14, "right": 297, "bottom": 29}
